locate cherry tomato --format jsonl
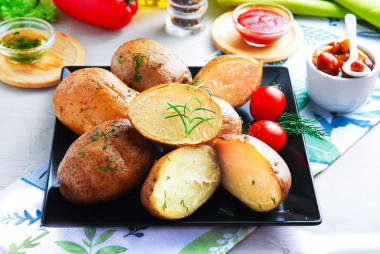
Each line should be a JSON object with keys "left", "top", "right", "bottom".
{"left": 316, "top": 52, "right": 340, "bottom": 76}
{"left": 329, "top": 41, "right": 339, "bottom": 55}
{"left": 339, "top": 38, "right": 350, "bottom": 54}
{"left": 249, "top": 86, "right": 286, "bottom": 121}
{"left": 247, "top": 120, "right": 287, "bottom": 152}
{"left": 350, "top": 61, "right": 365, "bottom": 72}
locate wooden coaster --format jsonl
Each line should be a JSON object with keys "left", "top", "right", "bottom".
{"left": 0, "top": 32, "right": 85, "bottom": 88}
{"left": 212, "top": 11, "right": 303, "bottom": 63}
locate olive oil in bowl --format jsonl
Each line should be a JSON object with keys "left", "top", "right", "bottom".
{"left": 0, "top": 17, "right": 55, "bottom": 64}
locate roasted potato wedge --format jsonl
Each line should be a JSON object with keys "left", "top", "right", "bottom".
{"left": 53, "top": 67, "right": 139, "bottom": 135}
{"left": 58, "top": 119, "right": 159, "bottom": 205}
{"left": 194, "top": 54, "right": 263, "bottom": 108}
{"left": 127, "top": 83, "right": 223, "bottom": 145}
{"left": 141, "top": 145, "right": 221, "bottom": 220}
{"left": 111, "top": 39, "right": 192, "bottom": 92}
{"left": 214, "top": 134, "right": 291, "bottom": 212}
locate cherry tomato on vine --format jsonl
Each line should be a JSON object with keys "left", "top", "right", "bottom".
{"left": 247, "top": 120, "right": 287, "bottom": 152}
{"left": 249, "top": 85, "right": 286, "bottom": 121}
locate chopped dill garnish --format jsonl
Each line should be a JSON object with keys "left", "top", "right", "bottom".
{"left": 180, "top": 200, "right": 189, "bottom": 212}
{"left": 132, "top": 53, "right": 144, "bottom": 80}
{"left": 78, "top": 151, "right": 87, "bottom": 157}
{"left": 99, "top": 166, "right": 118, "bottom": 172}
{"left": 218, "top": 208, "right": 235, "bottom": 217}
{"left": 79, "top": 106, "right": 89, "bottom": 113}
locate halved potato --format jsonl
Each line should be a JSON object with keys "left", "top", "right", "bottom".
{"left": 141, "top": 145, "right": 221, "bottom": 220}
{"left": 194, "top": 54, "right": 263, "bottom": 108}
{"left": 127, "top": 83, "right": 222, "bottom": 145}
{"left": 214, "top": 134, "right": 291, "bottom": 212}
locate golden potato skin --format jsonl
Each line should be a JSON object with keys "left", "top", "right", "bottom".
{"left": 212, "top": 97, "right": 242, "bottom": 137}
{"left": 53, "top": 67, "right": 139, "bottom": 135}
{"left": 141, "top": 145, "right": 221, "bottom": 220}
{"left": 194, "top": 54, "right": 263, "bottom": 108}
{"left": 58, "top": 119, "right": 159, "bottom": 205}
{"left": 214, "top": 134, "right": 291, "bottom": 212}
{"left": 111, "top": 39, "right": 192, "bottom": 92}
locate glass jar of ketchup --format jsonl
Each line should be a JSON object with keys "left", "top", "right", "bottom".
{"left": 232, "top": 1, "right": 293, "bottom": 47}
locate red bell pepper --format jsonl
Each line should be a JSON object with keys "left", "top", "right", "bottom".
{"left": 53, "top": 0, "right": 138, "bottom": 29}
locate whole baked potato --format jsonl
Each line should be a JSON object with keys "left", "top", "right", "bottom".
{"left": 58, "top": 118, "right": 159, "bottom": 205}
{"left": 53, "top": 67, "right": 139, "bottom": 135}
{"left": 111, "top": 39, "right": 192, "bottom": 92}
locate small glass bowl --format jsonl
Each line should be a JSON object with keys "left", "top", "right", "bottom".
{"left": 0, "top": 17, "right": 55, "bottom": 64}
{"left": 232, "top": 1, "right": 293, "bottom": 47}
{"left": 166, "top": 0, "right": 208, "bottom": 36}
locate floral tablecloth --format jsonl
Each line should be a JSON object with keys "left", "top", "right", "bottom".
{"left": 0, "top": 16, "right": 379, "bottom": 254}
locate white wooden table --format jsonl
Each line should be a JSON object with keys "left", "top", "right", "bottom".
{"left": 1, "top": 1, "right": 380, "bottom": 252}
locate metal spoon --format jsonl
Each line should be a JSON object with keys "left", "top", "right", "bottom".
{"left": 342, "top": 14, "right": 371, "bottom": 77}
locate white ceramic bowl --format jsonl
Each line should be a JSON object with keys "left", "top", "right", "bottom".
{"left": 306, "top": 40, "right": 379, "bottom": 113}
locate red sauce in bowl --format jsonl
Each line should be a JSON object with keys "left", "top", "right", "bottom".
{"left": 236, "top": 8, "right": 290, "bottom": 45}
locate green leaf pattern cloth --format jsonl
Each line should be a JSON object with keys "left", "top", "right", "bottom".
{"left": 0, "top": 16, "right": 379, "bottom": 253}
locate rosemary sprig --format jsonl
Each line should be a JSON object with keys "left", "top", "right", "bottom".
{"left": 165, "top": 85, "right": 216, "bottom": 137}
{"left": 276, "top": 113, "right": 327, "bottom": 139}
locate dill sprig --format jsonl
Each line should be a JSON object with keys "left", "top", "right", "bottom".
{"left": 276, "top": 113, "right": 327, "bottom": 139}
{"left": 165, "top": 85, "right": 216, "bottom": 136}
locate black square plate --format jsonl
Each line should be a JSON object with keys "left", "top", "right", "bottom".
{"left": 42, "top": 66, "right": 322, "bottom": 226}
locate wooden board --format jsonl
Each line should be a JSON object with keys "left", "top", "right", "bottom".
{"left": 212, "top": 11, "right": 303, "bottom": 63}
{"left": 0, "top": 32, "right": 85, "bottom": 88}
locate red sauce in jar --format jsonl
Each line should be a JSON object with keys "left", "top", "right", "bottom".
{"left": 237, "top": 8, "right": 289, "bottom": 45}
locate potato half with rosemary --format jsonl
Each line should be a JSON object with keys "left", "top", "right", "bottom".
{"left": 194, "top": 54, "right": 263, "bottom": 108}
{"left": 214, "top": 134, "right": 291, "bottom": 212}
{"left": 141, "top": 145, "right": 221, "bottom": 220}
{"left": 111, "top": 39, "right": 192, "bottom": 92}
{"left": 127, "top": 83, "right": 223, "bottom": 145}
{"left": 53, "top": 67, "right": 139, "bottom": 135}
{"left": 58, "top": 119, "right": 159, "bottom": 205}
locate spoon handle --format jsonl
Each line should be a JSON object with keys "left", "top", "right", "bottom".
{"left": 345, "top": 14, "right": 358, "bottom": 60}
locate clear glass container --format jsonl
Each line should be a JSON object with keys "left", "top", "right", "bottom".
{"left": 0, "top": 17, "right": 55, "bottom": 64}
{"left": 166, "top": 0, "right": 208, "bottom": 36}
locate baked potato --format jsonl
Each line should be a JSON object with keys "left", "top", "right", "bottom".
{"left": 53, "top": 67, "right": 139, "bottom": 135}
{"left": 194, "top": 54, "right": 263, "bottom": 108}
{"left": 111, "top": 39, "right": 192, "bottom": 92}
{"left": 212, "top": 97, "right": 242, "bottom": 137}
{"left": 58, "top": 118, "right": 159, "bottom": 205}
{"left": 141, "top": 145, "right": 221, "bottom": 220}
{"left": 214, "top": 134, "right": 291, "bottom": 212}
{"left": 127, "top": 83, "right": 223, "bottom": 145}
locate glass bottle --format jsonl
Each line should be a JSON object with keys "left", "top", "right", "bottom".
{"left": 166, "top": 0, "right": 208, "bottom": 36}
